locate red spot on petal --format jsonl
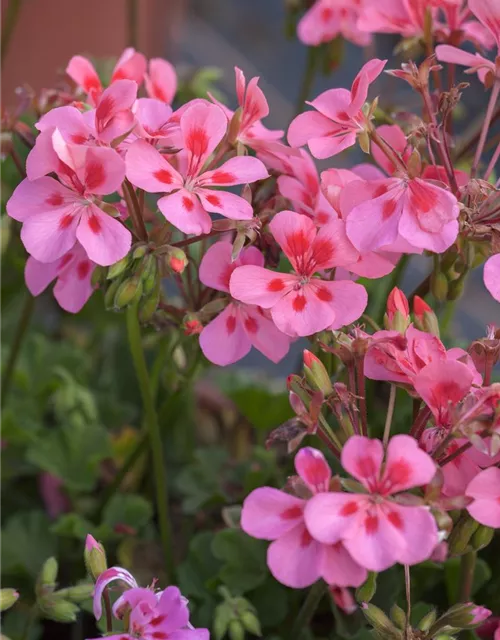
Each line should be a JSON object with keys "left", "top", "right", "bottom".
{"left": 46, "top": 193, "right": 64, "bottom": 207}
{"left": 71, "top": 134, "right": 88, "bottom": 144}
{"left": 292, "top": 294, "right": 307, "bottom": 312}
{"left": 151, "top": 615, "right": 166, "bottom": 627}
{"left": 186, "top": 126, "right": 209, "bottom": 159}
{"left": 316, "top": 286, "right": 333, "bottom": 302}
{"left": 316, "top": 212, "right": 330, "bottom": 225}
{"left": 210, "top": 171, "right": 236, "bottom": 184}
{"left": 312, "top": 238, "right": 334, "bottom": 267}
{"left": 373, "top": 184, "right": 388, "bottom": 198}
{"left": 409, "top": 180, "right": 438, "bottom": 214}
{"left": 281, "top": 505, "right": 303, "bottom": 520}
{"left": 182, "top": 196, "right": 194, "bottom": 212}
{"left": 205, "top": 194, "right": 221, "bottom": 207}
{"left": 300, "top": 528, "right": 313, "bottom": 548}
{"left": 59, "top": 253, "right": 73, "bottom": 268}
{"left": 151, "top": 633, "right": 168, "bottom": 640}
{"left": 85, "top": 161, "right": 105, "bottom": 191}
{"left": 88, "top": 214, "right": 102, "bottom": 234}
{"left": 83, "top": 75, "right": 101, "bottom": 94}
{"left": 244, "top": 317, "right": 258, "bottom": 333}
{"left": 59, "top": 214, "right": 74, "bottom": 229}
{"left": 154, "top": 168, "right": 173, "bottom": 184}
{"left": 356, "top": 456, "right": 378, "bottom": 479}
{"left": 382, "top": 198, "right": 398, "bottom": 220}
{"left": 387, "top": 510, "right": 403, "bottom": 530}
{"left": 305, "top": 173, "right": 317, "bottom": 192}
{"left": 286, "top": 230, "right": 309, "bottom": 262}
{"left": 152, "top": 83, "right": 168, "bottom": 102}
{"left": 111, "top": 68, "right": 127, "bottom": 81}
{"left": 77, "top": 261, "right": 91, "bottom": 279}
{"left": 433, "top": 381, "right": 467, "bottom": 405}
{"left": 340, "top": 501, "right": 359, "bottom": 517}
{"left": 365, "top": 515, "right": 379, "bottom": 534}
{"left": 96, "top": 95, "right": 115, "bottom": 123}
{"left": 226, "top": 315, "right": 237, "bottom": 334}
{"left": 267, "top": 277, "right": 286, "bottom": 292}
{"left": 385, "top": 459, "right": 411, "bottom": 488}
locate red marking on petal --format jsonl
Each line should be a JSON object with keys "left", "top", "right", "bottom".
{"left": 59, "top": 253, "right": 73, "bottom": 268}
{"left": 46, "top": 193, "right": 64, "bottom": 207}
{"left": 312, "top": 238, "right": 334, "bottom": 267}
{"left": 220, "top": 265, "right": 234, "bottom": 289}
{"left": 182, "top": 196, "right": 194, "bottom": 212}
{"left": 154, "top": 168, "right": 173, "bottom": 184}
{"left": 387, "top": 510, "right": 403, "bottom": 530}
{"left": 186, "top": 126, "right": 209, "bottom": 159}
{"left": 292, "top": 294, "right": 307, "bottom": 312}
{"left": 316, "top": 212, "right": 329, "bottom": 225}
{"left": 305, "top": 173, "right": 317, "bottom": 192}
{"left": 410, "top": 180, "right": 438, "bottom": 214}
{"left": 385, "top": 459, "right": 411, "bottom": 488}
{"left": 111, "top": 68, "right": 127, "bottom": 81}
{"left": 96, "top": 95, "right": 115, "bottom": 122}
{"left": 267, "top": 277, "right": 286, "bottom": 292}
{"left": 356, "top": 456, "right": 378, "bottom": 479}
{"left": 286, "top": 230, "right": 309, "bottom": 262}
{"left": 300, "top": 528, "right": 313, "bottom": 548}
{"left": 433, "top": 381, "right": 466, "bottom": 404}
{"left": 88, "top": 214, "right": 102, "bottom": 234}
{"left": 59, "top": 214, "right": 74, "bottom": 229}
{"left": 152, "top": 83, "right": 168, "bottom": 102}
{"left": 365, "top": 515, "right": 379, "bottom": 534}
{"left": 244, "top": 317, "right": 258, "bottom": 333}
{"left": 150, "top": 615, "right": 166, "bottom": 627}
{"left": 226, "top": 315, "right": 237, "bottom": 334}
{"left": 71, "top": 134, "right": 87, "bottom": 144}
{"left": 382, "top": 198, "right": 397, "bottom": 220}
{"left": 340, "top": 501, "right": 359, "bottom": 517}
{"left": 210, "top": 171, "right": 236, "bottom": 184}
{"left": 205, "top": 194, "right": 221, "bottom": 207}
{"left": 77, "top": 261, "right": 91, "bottom": 279}
{"left": 316, "top": 286, "right": 333, "bottom": 302}
{"left": 85, "top": 161, "right": 105, "bottom": 191}
{"left": 151, "top": 633, "right": 168, "bottom": 640}
{"left": 351, "top": 76, "right": 361, "bottom": 97}
{"left": 373, "top": 184, "right": 388, "bottom": 198}
{"left": 281, "top": 505, "right": 303, "bottom": 520}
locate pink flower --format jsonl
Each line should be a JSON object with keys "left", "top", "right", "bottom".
{"left": 357, "top": 0, "right": 434, "bottom": 38}
{"left": 297, "top": 0, "right": 371, "bottom": 47}
{"left": 144, "top": 58, "right": 177, "bottom": 105}
{"left": 241, "top": 447, "right": 367, "bottom": 588}
{"left": 466, "top": 467, "right": 500, "bottom": 527}
{"left": 7, "top": 132, "right": 131, "bottom": 266}
{"left": 305, "top": 435, "right": 439, "bottom": 572}
{"left": 125, "top": 102, "right": 269, "bottom": 235}
{"left": 230, "top": 211, "right": 367, "bottom": 337}
{"left": 288, "top": 59, "right": 386, "bottom": 158}
{"left": 330, "top": 586, "right": 357, "bottom": 615}
{"left": 198, "top": 242, "right": 290, "bottom": 365}
{"left": 484, "top": 254, "right": 500, "bottom": 302}
{"left": 133, "top": 98, "right": 178, "bottom": 148}
{"left": 93, "top": 567, "right": 138, "bottom": 620}
{"left": 67, "top": 48, "right": 146, "bottom": 105}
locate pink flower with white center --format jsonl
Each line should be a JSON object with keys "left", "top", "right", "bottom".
{"left": 297, "top": 0, "right": 372, "bottom": 47}
{"left": 230, "top": 210, "right": 367, "bottom": 337}
{"left": 125, "top": 102, "right": 269, "bottom": 235}
{"left": 144, "top": 58, "right": 177, "bottom": 105}
{"left": 25, "top": 242, "right": 95, "bottom": 313}
{"left": 357, "top": 0, "right": 435, "bottom": 38}
{"left": 7, "top": 131, "right": 131, "bottom": 266}
{"left": 304, "top": 435, "right": 439, "bottom": 572}
{"left": 67, "top": 48, "right": 146, "bottom": 105}
{"left": 241, "top": 447, "right": 367, "bottom": 589}
{"left": 466, "top": 467, "right": 500, "bottom": 527}
{"left": 198, "top": 241, "right": 290, "bottom": 366}
{"left": 484, "top": 254, "right": 500, "bottom": 302}
{"left": 288, "top": 59, "right": 386, "bottom": 159}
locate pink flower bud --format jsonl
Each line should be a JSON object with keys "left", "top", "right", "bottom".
{"left": 413, "top": 295, "right": 432, "bottom": 321}
{"left": 85, "top": 534, "right": 100, "bottom": 552}
{"left": 184, "top": 318, "right": 203, "bottom": 336}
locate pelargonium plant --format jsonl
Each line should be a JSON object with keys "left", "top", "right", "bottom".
{"left": 2, "top": 0, "right": 500, "bottom": 639}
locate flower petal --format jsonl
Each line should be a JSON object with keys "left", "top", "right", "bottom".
{"left": 180, "top": 102, "right": 227, "bottom": 178}
{"left": 321, "top": 542, "right": 368, "bottom": 587}
{"left": 199, "top": 304, "right": 251, "bottom": 366}
{"left": 196, "top": 188, "right": 254, "bottom": 220}
{"left": 158, "top": 190, "right": 212, "bottom": 236}
{"left": 270, "top": 283, "right": 336, "bottom": 337}
{"left": 93, "top": 566, "right": 137, "bottom": 620}
{"left": 76, "top": 204, "right": 132, "bottom": 266}
{"left": 341, "top": 435, "right": 383, "bottom": 490}
{"left": 267, "top": 523, "right": 323, "bottom": 588}
{"left": 295, "top": 447, "right": 331, "bottom": 493}
{"left": 230, "top": 265, "right": 295, "bottom": 308}
{"left": 7, "top": 176, "right": 74, "bottom": 222}
{"left": 145, "top": 58, "right": 178, "bottom": 104}
{"left": 381, "top": 434, "right": 437, "bottom": 493}
{"left": 21, "top": 207, "right": 80, "bottom": 263}
{"left": 304, "top": 492, "right": 366, "bottom": 544}
{"left": 125, "top": 139, "right": 183, "bottom": 193}
{"left": 241, "top": 487, "right": 305, "bottom": 539}
{"left": 198, "top": 156, "right": 269, "bottom": 187}
{"left": 484, "top": 254, "right": 500, "bottom": 302}
{"left": 241, "top": 306, "right": 290, "bottom": 363}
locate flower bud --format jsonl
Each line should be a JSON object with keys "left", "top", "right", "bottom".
{"left": 361, "top": 603, "right": 401, "bottom": 638}
{"left": 40, "top": 598, "right": 79, "bottom": 623}
{"left": 418, "top": 608, "right": 437, "bottom": 632}
{"left": 435, "top": 603, "right": 492, "bottom": 631}
{"left": 107, "top": 255, "right": 131, "bottom": 280}
{"left": 390, "top": 604, "right": 406, "bottom": 630}
{"left": 303, "top": 350, "right": 333, "bottom": 395}
{"left": 471, "top": 525, "right": 494, "bottom": 551}
{"left": 183, "top": 316, "right": 203, "bottom": 336}
{"left": 355, "top": 571, "right": 377, "bottom": 604}
{"left": 385, "top": 288, "right": 410, "bottom": 333}
{"left": 447, "top": 274, "right": 466, "bottom": 301}
{"left": 39, "top": 557, "right": 58, "bottom": 589}
{"left": 448, "top": 513, "right": 479, "bottom": 556}
{"left": 57, "top": 583, "right": 94, "bottom": 603}
{"left": 240, "top": 611, "right": 262, "bottom": 636}
{"left": 104, "top": 278, "right": 122, "bottom": 309}
{"left": 84, "top": 535, "right": 107, "bottom": 580}
{"left": 431, "top": 271, "right": 449, "bottom": 302}
{"left": 413, "top": 296, "right": 440, "bottom": 336}
{"left": 228, "top": 619, "right": 245, "bottom": 640}
{"left": 138, "top": 284, "right": 160, "bottom": 324}
{"left": 114, "top": 277, "right": 143, "bottom": 309}
{"left": 132, "top": 243, "right": 148, "bottom": 260}
{"left": 213, "top": 602, "right": 232, "bottom": 640}
{"left": 0, "top": 588, "right": 19, "bottom": 612}
{"left": 160, "top": 246, "right": 188, "bottom": 274}
{"left": 140, "top": 254, "right": 158, "bottom": 295}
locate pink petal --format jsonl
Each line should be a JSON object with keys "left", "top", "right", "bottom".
{"left": 309, "top": 88, "right": 352, "bottom": 121}
{"left": 25, "top": 256, "right": 59, "bottom": 295}
{"left": 199, "top": 241, "right": 264, "bottom": 292}
{"left": 269, "top": 209, "right": 317, "bottom": 271}
{"left": 313, "top": 220, "right": 359, "bottom": 269}
{"left": 21, "top": 206, "right": 80, "bottom": 263}
{"left": 95, "top": 80, "right": 137, "bottom": 143}
{"left": 197, "top": 156, "right": 269, "bottom": 187}
{"left": 113, "top": 587, "right": 157, "bottom": 619}
{"left": 125, "top": 140, "right": 183, "bottom": 193}
{"left": 380, "top": 503, "right": 439, "bottom": 566}
{"left": 319, "top": 280, "right": 368, "bottom": 329}
{"left": 347, "top": 251, "right": 398, "bottom": 279}
{"left": 287, "top": 110, "right": 336, "bottom": 148}
{"left": 350, "top": 163, "right": 387, "bottom": 181}
{"left": 37, "top": 105, "right": 93, "bottom": 141}
{"left": 93, "top": 566, "right": 138, "bottom": 619}
{"left": 66, "top": 55, "right": 102, "bottom": 101}
{"left": 76, "top": 205, "right": 132, "bottom": 266}
{"left": 321, "top": 542, "right": 368, "bottom": 587}
{"left": 341, "top": 435, "right": 383, "bottom": 490}
{"left": 54, "top": 255, "right": 95, "bottom": 313}
{"left": 309, "top": 131, "right": 357, "bottom": 160}
{"left": 180, "top": 102, "right": 228, "bottom": 178}
{"left": 230, "top": 265, "right": 296, "bottom": 308}
{"left": 241, "top": 76, "right": 270, "bottom": 129}
{"left": 199, "top": 304, "right": 251, "bottom": 366}
{"left": 235, "top": 66, "right": 246, "bottom": 106}
{"left": 381, "top": 434, "right": 437, "bottom": 493}
{"left": 295, "top": 447, "right": 331, "bottom": 493}
{"left": 145, "top": 58, "right": 178, "bottom": 104}
{"left": 267, "top": 523, "right": 323, "bottom": 588}
{"left": 441, "top": 449, "right": 480, "bottom": 498}
{"left": 7, "top": 177, "right": 74, "bottom": 222}
{"left": 158, "top": 189, "right": 212, "bottom": 235}
{"left": 241, "top": 487, "right": 305, "bottom": 539}
{"left": 297, "top": 1, "right": 341, "bottom": 45}
{"left": 469, "top": 0, "right": 500, "bottom": 46}
{"left": 278, "top": 175, "right": 316, "bottom": 218}
{"left": 26, "top": 128, "right": 61, "bottom": 180}
{"left": 270, "top": 283, "right": 337, "bottom": 337}
{"left": 304, "top": 492, "right": 366, "bottom": 544}
{"left": 484, "top": 254, "right": 500, "bottom": 302}
{"left": 466, "top": 468, "right": 500, "bottom": 527}
{"left": 153, "top": 586, "right": 190, "bottom": 632}
{"left": 241, "top": 306, "right": 291, "bottom": 363}
{"left": 133, "top": 98, "right": 174, "bottom": 140}
{"left": 371, "top": 124, "right": 409, "bottom": 176}
{"left": 196, "top": 188, "right": 254, "bottom": 220}
{"left": 111, "top": 47, "right": 147, "bottom": 85}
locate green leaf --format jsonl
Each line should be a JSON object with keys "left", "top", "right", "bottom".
{"left": 248, "top": 577, "right": 288, "bottom": 628}
{"left": 212, "top": 529, "right": 267, "bottom": 594}
{"left": 103, "top": 493, "right": 153, "bottom": 531}
{"left": 176, "top": 448, "right": 229, "bottom": 514}
{"left": 50, "top": 513, "right": 95, "bottom": 540}
{"left": 178, "top": 532, "right": 223, "bottom": 600}
{"left": 228, "top": 386, "right": 293, "bottom": 431}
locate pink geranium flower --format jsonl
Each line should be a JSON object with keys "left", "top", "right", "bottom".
{"left": 144, "top": 58, "right": 177, "bottom": 105}
{"left": 67, "top": 48, "right": 146, "bottom": 105}
{"left": 288, "top": 59, "right": 386, "bottom": 159}
{"left": 7, "top": 131, "right": 131, "bottom": 266}
{"left": 241, "top": 447, "right": 367, "bottom": 588}
{"left": 357, "top": 0, "right": 435, "bottom": 38}
{"left": 198, "top": 241, "right": 290, "bottom": 365}
{"left": 297, "top": 0, "right": 371, "bottom": 47}
{"left": 230, "top": 210, "right": 367, "bottom": 337}
{"left": 484, "top": 254, "right": 500, "bottom": 302}
{"left": 466, "top": 467, "right": 500, "bottom": 527}
{"left": 25, "top": 242, "right": 95, "bottom": 313}
{"left": 125, "top": 102, "right": 269, "bottom": 235}
{"left": 305, "top": 435, "right": 439, "bottom": 572}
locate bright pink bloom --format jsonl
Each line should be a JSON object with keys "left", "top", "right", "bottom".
{"left": 132, "top": 98, "right": 179, "bottom": 149}
{"left": 297, "top": 0, "right": 371, "bottom": 47}
{"left": 469, "top": 604, "right": 493, "bottom": 625}
{"left": 7, "top": 133, "right": 131, "bottom": 266}
{"left": 288, "top": 59, "right": 386, "bottom": 158}
{"left": 25, "top": 243, "right": 95, "bottom": 313}
{"left": 484, "top": 254, "right": 500, "bottom": 302}
{"left": 466, "top": 467, "right": 500, "bottom": 527}
{"left": 198, "top": 242, "right": 290, "bottom": 365}
{"left": 305, "top": 435, "right": 439, "bottom": 572}
{"left": 435, "top": 45, "right": 496, "bottom": 84}
{"left": 241, "top": 447, "right": 367, "bottom": 588}
{"left": 144, "top": 58, "right": 177, "bottom": 104}
{"left": 470, "top": 0, "right": 500, "bottom": 48}
{"left": 434, "top": 1, "right": 496, "bottom": 50}
{"left": 230, "top": 211, "right": 367, "bottom": 337}
{"left": 85, "top": 534, "right": 100, "bottom": 552}
{"left": 67, "top": 48, "right": 146, "bottom": 105}
{"left": 125, "top": 102, "right": 268, "bottom": 235}
{"left": 386, "top": 287, "right": 410, "bottom": 322}
{"left": 357, "top": 0, "right": 434, "bottom": 38}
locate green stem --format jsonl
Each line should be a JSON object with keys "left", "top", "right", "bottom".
{"left": 1, "top": 293, "right": 34, "bottom": 408}
{"left": 292, "top": 47, "right": 317, "bottom": 121}
{"left": 291, "top": 581, "right": 326, "bottom": 639}
{"left": 21, "top": 605, "right": 37, "bottom": 640}
{"left": 383, "top": 384, "right": 397, "bottom": 448}
{"left": 1, "top": 0, "right": 23, "bottom": 67}
{"left": 103, "top": 589, "right": 113, "bottom": 633}
{"left": 459, "top": 551, "right": 476, "bottom": 602}
{"left": 126, "top": 304, "right": 175, "bottom": 580}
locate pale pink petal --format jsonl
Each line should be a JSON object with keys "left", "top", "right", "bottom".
{"left": 199, "top": 241, "right": 264, "bottom": 292}
{"left": 309, "top": 88, "right": 352, "bottom": 121}
{"left": 158, "top": 189, "right": 212, "bottom": 235}
{"left": 37, "top": 105, "right": 93, "bottom": 140}
{"left": 95, "top": 80, "right": 137, "bottom": 144}
{"left": 304, "top": 492, "right": 366, "bottom": 544}
{"left": 309, "top": 131, "right": 357, "bottom": 159}
{"left": 349, "top": 60, "right": 386, "bottom": 115}
{"left": 145, "top": 58, "right": 177, "bottom": 104}
{"left": 230, "top": 265, "right": 296, "bottom": 308}
{"left": 313, "top": 220, "right": 359, "bottom": 269}
{"left": 125, "top": 139, "right": 183, "bottom": 193}
{"left": 66, "top": 55, "right": 102, "bottom": 101}
{"left": 441, "top": 449, "right": 480, "bottom": 498}
{"left": 350, "top": 163, "right": 387, "bottom": 181}
{"left": 466, "top": 468, "right": 500, "bottom": 527}
{"left": 25, "top": 256, "right": 59, "bottom": 295}
{"left": 241, "top": 487, "right": 305, "bottom": 539}
{"left": 76, "top": 204, "right": 131, "bottom": 266}
{"left": 113, "top": 587, "right": 157, "bottom": 620}
{"left": 197, "top": 156, "right": 269, "bottom": 187}
{"left": 267, "top": 523, "right": 323, "bottom": 588}
{"left": 180, "top": 102, "right": 228, "bottom": 178}
{"left": 277, "top": 175, "right": 316, "bottom": 217}
{"left": 357, "top": 58, "right": 388, "bottom": 84}
{"left": 196, "top": 188, "right": 254, "bottom": 220}
{"left": 133, "top": 97, "right": 175, "bottom": 140}
{"left": 287, "top": 111, "right": 336, "bottom": 149}
{"left": 241, "top": 306, "right": 290, "bottom": 363}
{"left": 341, "top": 435, "right": 384, "bottom": 490}
{"left": 111, "top": 48, "right": 147, "bottom": 85}
{"left": 320, "top": 168, "right": 360, "bottom": 213}
{"left": 235, "top": 66, "right": 246, "bottom": 106}
{"left": 381, "top": 434, "right": 437, "bottom": 493}
{"left": 316, "top": 280, "right": 367, "bottom": 329}
{"left": 269, "top": 209, "right": 317, "bottom": 271}
{"left": 26, "top": 128, "right": 61, "bottom": 180}
{"left": 347, "top": 252, "right": 398, "bottom": 279}
{"left": 93, "top": 566, "right": 138, "bottom": 619}
{"left": 153, "top": 586, "right": 190, "bottom": 633}
{"left": 295, "top": 447, "right": 331, "bottom": 493}
{"left": 371, "top": 125, "right": 409, "bottom": 176}
{"left": 382, "top": 503, "right": 439, "bottom": 566}
{"left": 7, "top": 177, "right": 74, "bottom": 222}
{"left": 54, "top": 256, "right": 94, "bottom": 313}
{"left": 199, "top": 304, "right": 251, "bottom": 366}
{"left": 446, "top": 348, "right": 482, "bottom": 386}
{"left": 321, "top": 543, "right": 368, "bottom": 588}
{"left": 270, "top": 283, "right": 336, "bottom": 337}
{"left": 484, "top": 254, "right": 500, "bottom": 302}
{"left": 469, "top": 0, "right": 500, "bottom": 46}
{"left": 241, "top": 76, "right": 269, "bottom": 129}
{"left": 21, "top": 207, "right": 80, "bottom": 262}
{"left": 297, "top": 1, "right": 341, "bottom": 45}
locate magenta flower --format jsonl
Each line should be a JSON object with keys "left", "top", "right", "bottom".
{"left": 305, "top": 435, "right": 439, "bottom": 572}
{"left": 484, "top": 254, "right": 500, "bottom": 302}
{"left": 466, "top": 467, "right": 500, "bottom": 528}
{"left": 7, "top": 133, "right": 131, "bottom": 266}
{"left": 297, "top": 0, "right": 371, "bottom": 47}
{"left": 125, "top": 102, "right": 269, "bottom": 235}
{"left": 241, "top": 447, "right": 367, "bottom": 588}
{"left": 198, "top": 241, "right": 290, "bottom": 366}
{"left": 230, "top": 210, "right": 367, "bottom": 337}
{"left": 288, "top": 59, "right": 386, "bottom": 159}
